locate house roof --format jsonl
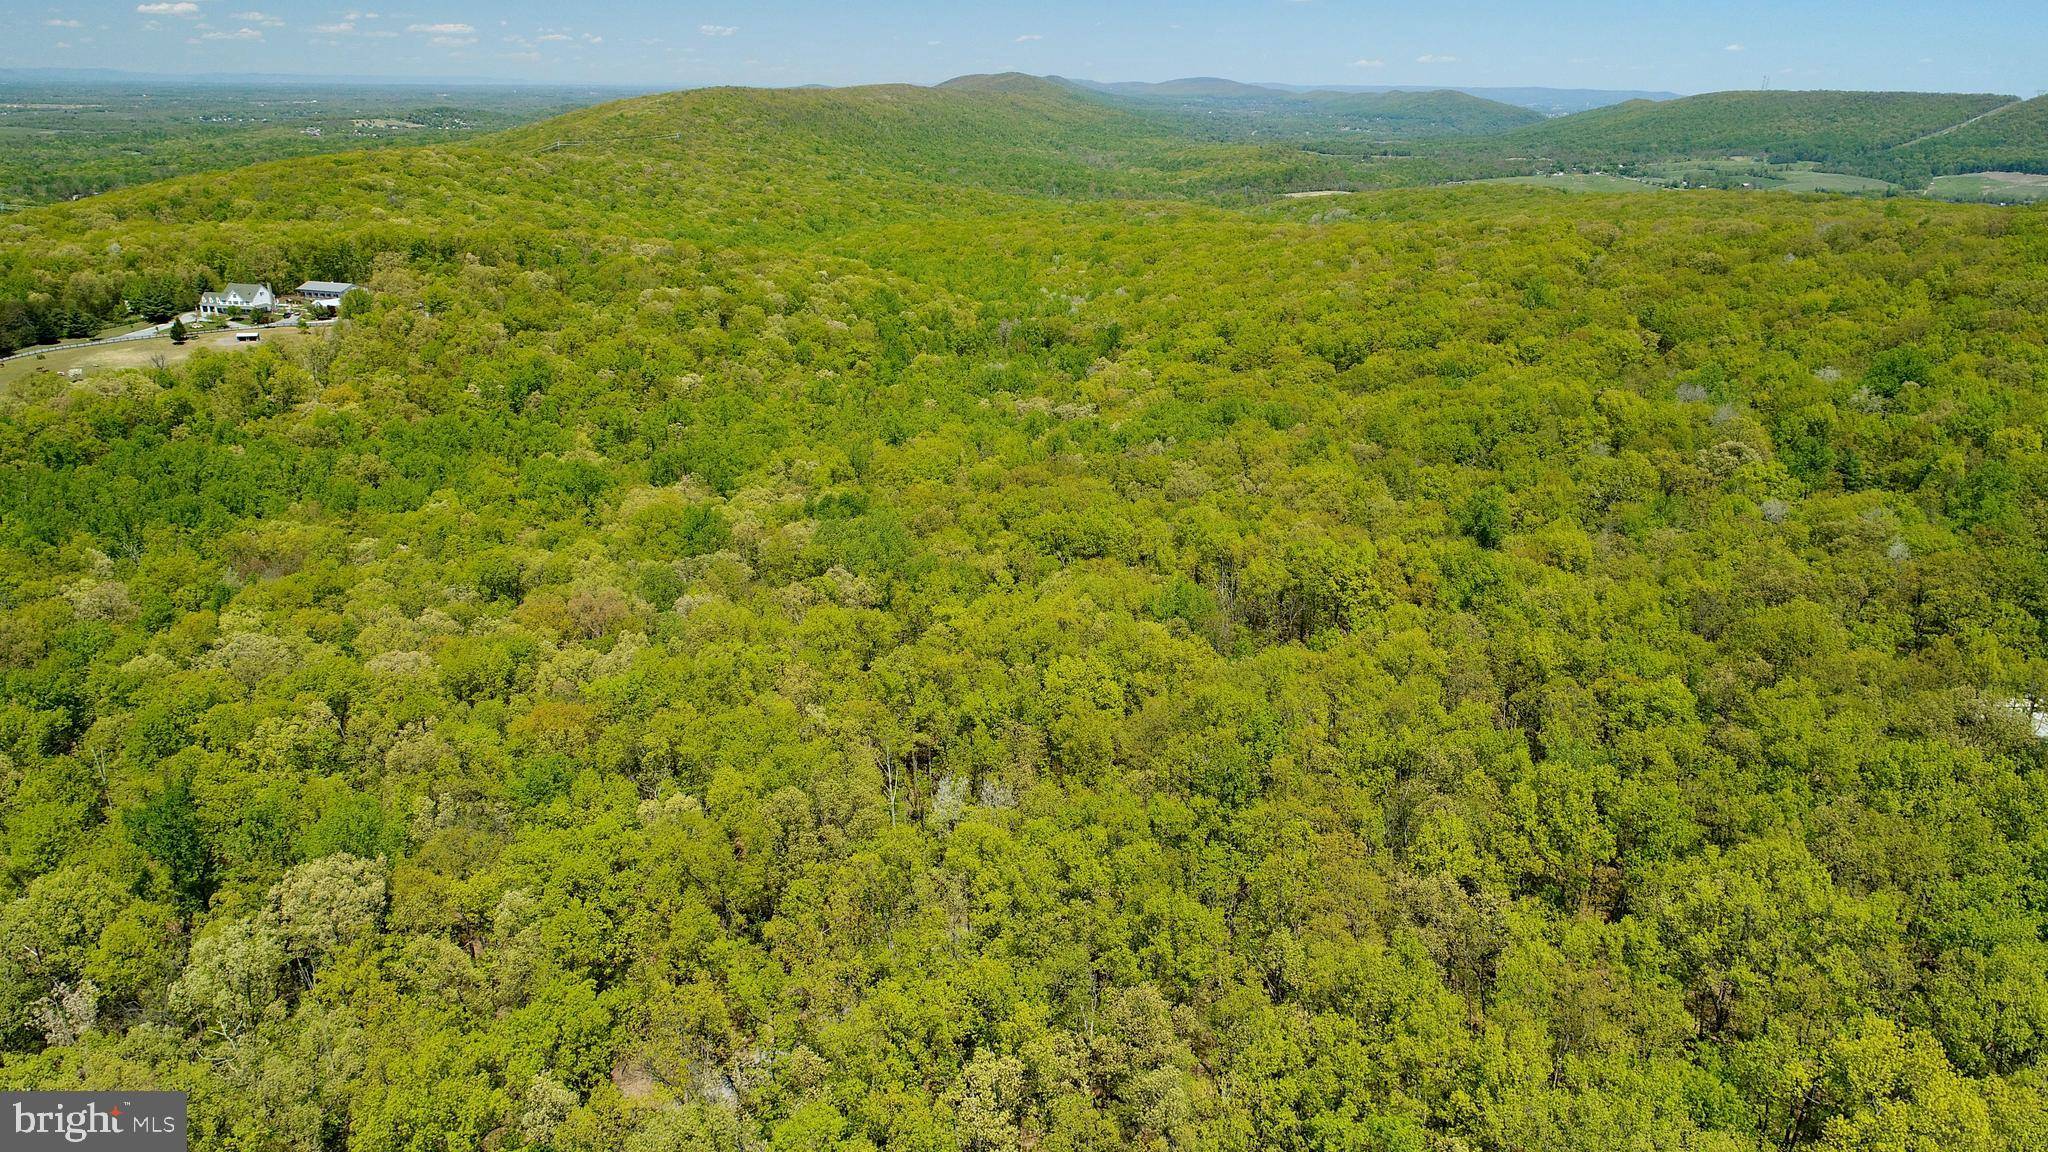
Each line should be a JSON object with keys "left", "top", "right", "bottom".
{"left": 296, "top": 281, "right": 356, "bottom": 294}
{"left": 223, "top": 283, "right": 269, "bottom": 296}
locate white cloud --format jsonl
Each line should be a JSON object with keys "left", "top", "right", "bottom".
{"left": 699, "top": 24, "right": 737, "bottom": 36}
{"left": 1416, "top": 53, "right": 1458, "bottom": 63}
{"left": 314, "top": 21, "right": 353, "bottom": 33}
{"left": 408, "top": 22, "right": 473, "bottom": 34}
{"left": 1015, "top": 33, "right": 1042, "bottom": 42}
{"left": 537, "top": 32, "right": 570, "bottom": 41}
{"left": 1349, "top": 58, "right": 1384, "bottom": 68}
{"left": 1724, "top": 43, "right": 1745, "bottom": 52}
{"left": 46, "top": 18, "right": 83, "bottom": 28}
{"left": 136, "top": 2, "right": 200, "bottom": 15}
{"left": 429, "top": 34, "right": 475, "bottom": 46}
{"left": 233, "top": 11, "right": 285, "bottom": 26}
{"left": 200, "top": 27, "right": 262, "bottom": 40}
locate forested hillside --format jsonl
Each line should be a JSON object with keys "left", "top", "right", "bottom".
{"left": 3, "top": 81, "right": 2048, "bottom": 1152}
{"left": 0, "top": 83, "right": 1361, "bottom": 351}
{"left": 1482, "top": 90, "right": 2017, "bottom": 166}
{"left": 1874, "top": 96, "right": 2048, "bottom": 185}
{"left": 1041, "top": 77, "right": 1547, "bottom": 140}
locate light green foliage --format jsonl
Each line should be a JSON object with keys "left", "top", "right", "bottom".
{"left": 169, "top": 918, "right": 286, "bottom": 1038}
{"left": 0, "top": 81, "right": 2046, "bottom": 1150}
{"left": 267, "top": 853, "right": 387, "bottom": 962}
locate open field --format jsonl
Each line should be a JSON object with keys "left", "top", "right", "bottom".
{"left": 0, "top": 325, "right": 323, "bottom": 389}
{"left": 1632, "top": 158, "right": 1898, "bottom": 193}
{"left": 1767, "top": 167, "right": 1898, "bottom": 193}
{"left": 1926, "top": 171, "right": 2048, "bottom": 203}
{"left": 1464, "top": 172, "right": 1658, "bottom": 192}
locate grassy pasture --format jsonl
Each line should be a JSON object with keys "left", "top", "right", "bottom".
{"left": 1926, "top": 171, "right": 2048, "bottom": 203}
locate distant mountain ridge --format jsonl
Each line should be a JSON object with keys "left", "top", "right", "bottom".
{"left": 1259, "top": 83, "right": 1682, "bottom": 115}
{"left": 1079, "top": 78, "right": 1679, "bottom": 115}
{"left": 1065, "top": 77, "right": 1285, "bottom": 99}
{"left": 941, "top": 74, "right": 1546, "bottom": 140}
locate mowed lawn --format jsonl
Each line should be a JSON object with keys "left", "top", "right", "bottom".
{"left": 0, "top": 327, "right": 325, "bottom": 389}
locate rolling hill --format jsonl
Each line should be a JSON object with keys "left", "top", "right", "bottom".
{"left": 1095, "top": 80, "right": 1679, "bottom": 115}
{"left": 1874, "top": 94, "right": 2048, "bottom": 184}
{"left": 1483, "top": 89, "right": 2017, "bottom": 165}
{"left": 1013, "top": 74, "right": 1547, "bottom": 139}
{"left": 1064, "top": 76, "right": 1282, "bottom": 99}
{"left": 0, "top": 79, "right": 1378, "bottom": 337}
{"left": 502, "top": 79, "right": 1371, "bottom": 205}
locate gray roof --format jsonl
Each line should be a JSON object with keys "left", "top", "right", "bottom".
{"left": 225, "top": 283, "right": 268, "bottom": 296}
{"left": 297, "top": 281, "right": 356, "bottom": 294}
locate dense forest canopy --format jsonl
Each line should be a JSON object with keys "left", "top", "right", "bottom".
{"left": 2, "top": 79, "right": 2048, "bottom": 1152}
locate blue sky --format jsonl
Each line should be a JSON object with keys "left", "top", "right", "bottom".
{"left": 4, "top": 1, "right": 2044, "bottom": 94}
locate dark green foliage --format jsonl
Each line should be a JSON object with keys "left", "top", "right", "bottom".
{"left": 1458, "top": 485, "right": 1510, "bottom": 548}
{"left": 123, "top": 778, "right": 214, "bottom": 914}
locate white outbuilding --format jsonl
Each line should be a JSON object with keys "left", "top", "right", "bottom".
{"left": 295, "top": 281, "right": 357, "bottom": 311}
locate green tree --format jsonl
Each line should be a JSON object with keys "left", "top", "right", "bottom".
{"left": 124, "top": 777, "right": 215, "bottom": 915}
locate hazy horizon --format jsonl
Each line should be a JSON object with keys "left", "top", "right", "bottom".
{"left": 1, "top": 1, "right": 2041, "bottom": 96}
{"left": 0, "top": 65, "right": 2029, "bottom": 102}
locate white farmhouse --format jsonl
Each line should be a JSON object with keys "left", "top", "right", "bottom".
{"left": 199, "top": 283, "right": 275, "bottom": 318}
